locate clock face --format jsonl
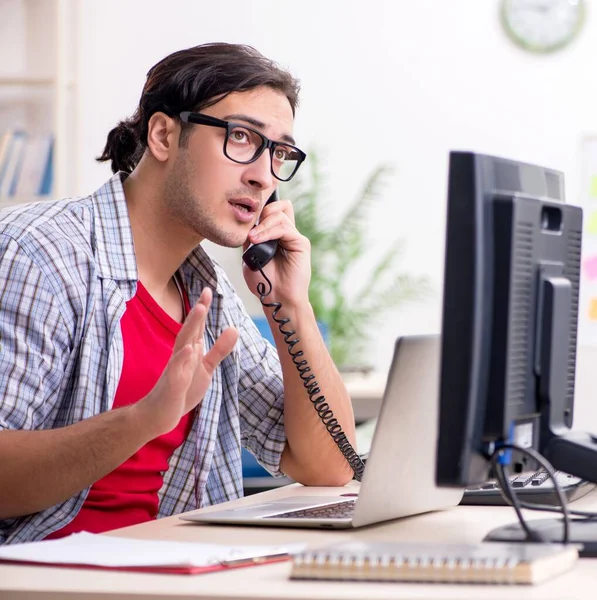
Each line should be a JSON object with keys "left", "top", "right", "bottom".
{"left": 501, "top": 0, "right": 586, "bottom": 53}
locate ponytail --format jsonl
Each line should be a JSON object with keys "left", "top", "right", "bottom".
{"left": 96, "top": 117, "right": 144, "bottom": 174}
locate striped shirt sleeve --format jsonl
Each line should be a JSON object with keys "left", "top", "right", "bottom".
{"left": 0, "top": 234, "right": 71, "bottom": 431}
{"left": 236, "top": 307, "right": 286, "bottom": 477}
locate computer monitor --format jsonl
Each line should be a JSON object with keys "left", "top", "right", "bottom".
{"left": 435, "top": 151, "right": 597, "bottom": 490}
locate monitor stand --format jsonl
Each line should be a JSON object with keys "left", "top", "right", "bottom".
{"left": 484, "top": 518, "right": 597, "bottom": 557}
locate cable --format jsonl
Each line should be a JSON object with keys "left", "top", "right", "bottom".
{"left": 508, "top": 503, "right": 597, "bottom": 520}
{"left": 489, "top": 444, "right": 570, "bottom": 544}
{"left": 255, "top": 265, "right": 366, "bottom": 482}
{"left": 493, "top": 459, "right": 541, "bottom": 542}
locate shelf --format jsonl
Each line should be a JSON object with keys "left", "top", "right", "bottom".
{"left": 0, "top": 0, "right": 77, "bottom": 200}
{"left": 0, "top": 77, "right": 56, "bottom": 87}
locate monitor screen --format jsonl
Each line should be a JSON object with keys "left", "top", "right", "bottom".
{"left": 435, "top": 151, "right": 589, "bottom": 487}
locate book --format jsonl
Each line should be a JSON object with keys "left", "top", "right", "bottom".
{"left": 0, "top": 531, "right": 303, "bottom": 575}
{"left": 0, "top": 131, "right": 12, "bottom": 185}
{"left": 0, "top": 131, "right": 26, "bottom": 199}
{"left": 14, "top": 133, "right": 53, "bottom": 198}
{"left": 290, "top": 540, "right": 579, "bottom": 585}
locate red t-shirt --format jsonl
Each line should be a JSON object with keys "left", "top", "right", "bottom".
{"left": 47, "top": 280, "right": 192, "bottom": 538}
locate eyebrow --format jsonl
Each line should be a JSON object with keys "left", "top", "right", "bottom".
{"left": 223, "top": 113, "right": 296, "bottom": 145}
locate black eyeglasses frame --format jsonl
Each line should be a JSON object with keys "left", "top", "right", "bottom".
{"left": 179, "top": 111, "right": 306, "bottom": 182}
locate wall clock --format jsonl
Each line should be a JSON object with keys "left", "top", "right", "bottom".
{"left": 501, "top": 0, "right": 586, "bottom": 53}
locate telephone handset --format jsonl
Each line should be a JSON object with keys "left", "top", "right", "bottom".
{"left": 242, "top": 189, "right": 366, "bottom": 481}
{"left": 242, "top": 190, "right": 279, "bottom": 271}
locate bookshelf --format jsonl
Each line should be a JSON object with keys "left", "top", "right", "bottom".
{"left": 0, "top": 0, "right": 77, "bottom": 206}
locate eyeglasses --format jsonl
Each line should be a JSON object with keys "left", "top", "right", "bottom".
{"left": 179, "top": 111, "right": 306, "bottom": 182}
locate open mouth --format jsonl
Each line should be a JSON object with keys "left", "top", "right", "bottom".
{"left": 229, "top": 199, "right": 258, "bottom": 223}
{"left": 231, "top": 202, "right": 254, "bottom": 213}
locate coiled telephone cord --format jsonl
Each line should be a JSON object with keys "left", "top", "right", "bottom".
{"left": 256, "top": 266, "right": 366, "bottom": 482}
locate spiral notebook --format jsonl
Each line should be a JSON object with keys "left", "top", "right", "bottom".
{"left": 290, "top": 541, "right": 579, "bottom": 585}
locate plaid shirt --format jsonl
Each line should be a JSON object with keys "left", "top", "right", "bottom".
{"left": 0, "top": 173, "right": 286, "bottom": 545}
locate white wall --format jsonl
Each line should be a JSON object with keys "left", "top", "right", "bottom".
{"left": 70, "top": 0, "right": 597, "bottom": 426}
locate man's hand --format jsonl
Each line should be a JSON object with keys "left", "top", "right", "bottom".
{"left": 242, "top": 197, "right": 311, "bottom": 306}
{"left": 0, "top": 287, "right": 239, "bottom": 519}
{"left": 240, "top": 197, "right": 356, "bottom": 487}
{"left": 134, "top": 287, "right": 239, "bottom": 437}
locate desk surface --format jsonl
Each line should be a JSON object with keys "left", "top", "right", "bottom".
{"left": 1, "top": 483, "right": 596, "bottom": 600}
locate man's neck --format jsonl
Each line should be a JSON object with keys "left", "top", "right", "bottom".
{"left": 122, "top": 167, "right": 200, "bottom": 310}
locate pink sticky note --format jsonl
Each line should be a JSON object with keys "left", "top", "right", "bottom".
{"left": 584, "top": 255, "right": 597, "bottom": 280}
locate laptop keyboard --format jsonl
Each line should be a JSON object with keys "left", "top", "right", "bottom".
{"left": 263, "top": 499, "right": 357, "bottom": 520}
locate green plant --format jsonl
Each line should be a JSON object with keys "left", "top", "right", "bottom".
{"left": 281, "top": 148, "right": 431, "bottom": 367}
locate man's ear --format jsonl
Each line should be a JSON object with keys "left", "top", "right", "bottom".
{"left": 146, "top": 112, "right": 179, "bottom": 163}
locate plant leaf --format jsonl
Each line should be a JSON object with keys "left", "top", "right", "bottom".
{"left": 275, "top": 148, "right": 431, "bottom": 366}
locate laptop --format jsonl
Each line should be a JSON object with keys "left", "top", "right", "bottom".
{"left": 181, "top": 335, "right": 463, "bottom": 529}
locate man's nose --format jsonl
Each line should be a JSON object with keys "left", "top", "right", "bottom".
{"left": 242, "top": 150, "right": 275, "bottom": 190}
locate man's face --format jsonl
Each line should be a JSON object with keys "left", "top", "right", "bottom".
{"left": 163, "top": 86, "right": 295, "bottom": 247}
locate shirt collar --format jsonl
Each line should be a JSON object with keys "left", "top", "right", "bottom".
{"left": 91, "top": 172, "right": 222, "bottom": 296}
{"left": 91, "top": 172, "right": 138, "bottom": 282}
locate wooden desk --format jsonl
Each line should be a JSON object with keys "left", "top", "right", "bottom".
{"left": 1, "top": 483, "right": 596, "bottom": 600}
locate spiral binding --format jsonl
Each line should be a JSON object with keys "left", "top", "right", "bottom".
{"left": 303, "top": 552, "right": 520, "bottom": 570}
{"left": 293, "top": 551, "right": 521, "bottom": 583}
{"left": 255, "top": 266, "right": 366, "bottom": 482}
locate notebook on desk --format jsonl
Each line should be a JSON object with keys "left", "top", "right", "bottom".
{"left": 181, "top": 335, "right": 463, "bottom": 530}
{"left": 290, "top": 540, "right": 579, "bottom": 585}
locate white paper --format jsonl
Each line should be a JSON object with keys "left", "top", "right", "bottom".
{"left": 0, "top": 532, "right": 304, "bottom": 568}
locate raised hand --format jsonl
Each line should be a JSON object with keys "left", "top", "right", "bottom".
{"left": 135, "top": 287, "right": 239, "bottom": 438}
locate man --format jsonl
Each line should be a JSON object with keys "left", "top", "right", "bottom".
{"left": 0, "top": 43, "right": 357, "bottom": 544}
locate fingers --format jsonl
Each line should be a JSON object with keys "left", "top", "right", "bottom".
{"left": 173, "top": 303, "right": 204, "bottom": 352}
{"left": 198, "top": 286, "right": 212, "bottom": 310}
{"left": 142, "top": 343, "right": 200, "bottom": 437}
{"left": 155, "top": 343, "right": 198, "bottom": 401}
{"left": 173, "top": 287, "right": 212, "bottom": 352}
{"left": 170, "top": 343, "right": 197, "bottom": 384}
{"left": 242, "top": 199, "right": 290, "bottom": 250}
{"left": 248, "top": 209, "right": 296, "bottom": 245}
{"left": 194, "top": 287, "right": 211, "bottom": 346}
{"left": 201, "top": 327, "right": 239, "bottom": 376}
{"left": 260, "top": 198, "right": 294, "bottom": 222}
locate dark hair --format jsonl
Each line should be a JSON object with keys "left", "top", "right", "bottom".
{"left": 97, "top": 43, "right": 301, "bottom": 174}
